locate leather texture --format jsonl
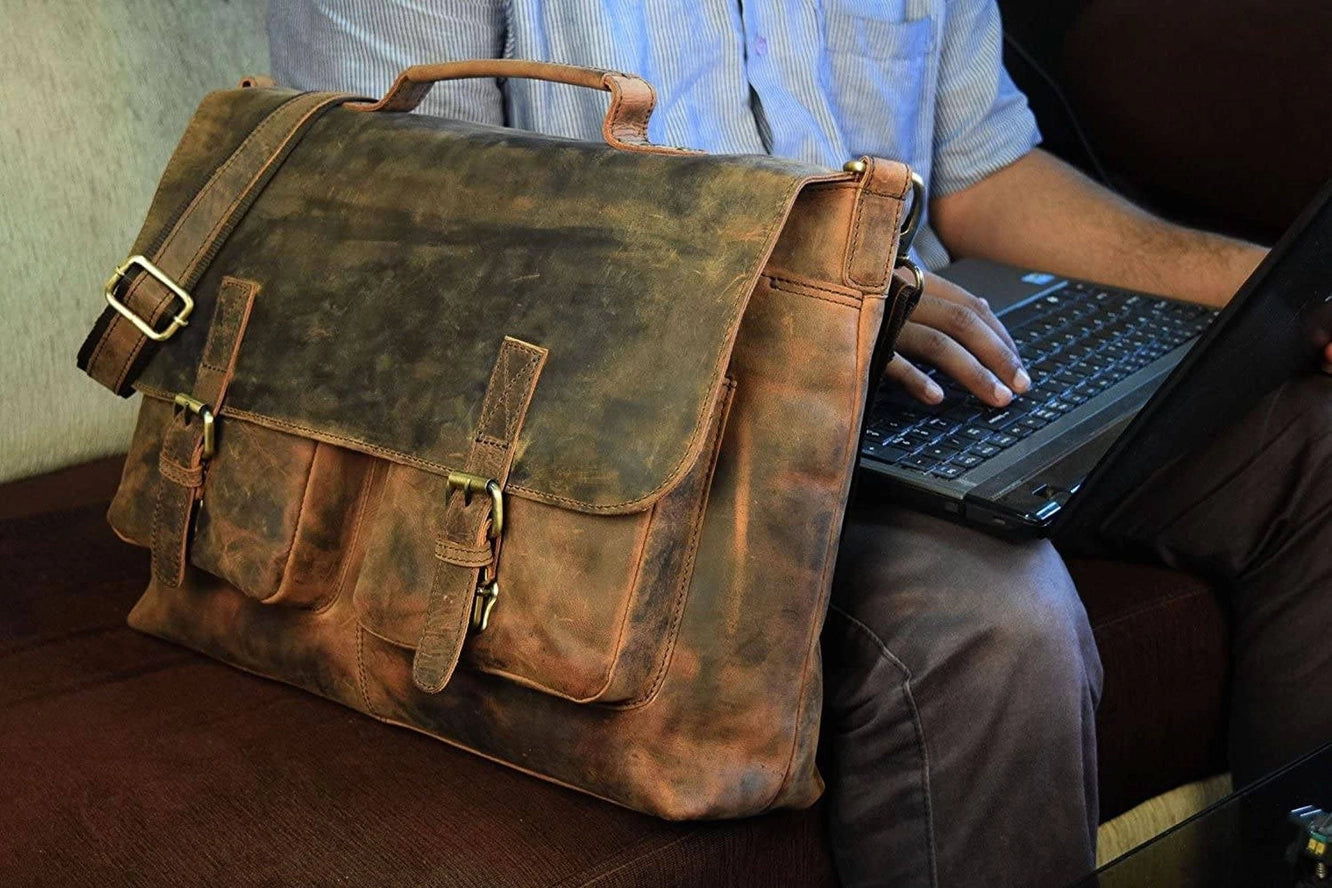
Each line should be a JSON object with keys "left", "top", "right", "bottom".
{"left": 345, "top": 59, "right": 690, "bottom": 156}
{"left": 150, "top": 276, "right": 258, "bottom": 587}
{"left": 78, "top": 91, "right": 355, "bottom": 396}
{"left": 84, "top": 64, "right": 917, "bottom": 819}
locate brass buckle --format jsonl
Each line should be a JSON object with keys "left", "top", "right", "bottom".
{"left": 104, "top": 254, "right": 195, "bottom": 342}
{"left": 446, "top": 472, "right": 504, "bottom": 539}
{"left": 172, "top": 393, "right": 216, "bottom": 459}
{"left": 447, "top": 472, "right": 506, "bottom": 632}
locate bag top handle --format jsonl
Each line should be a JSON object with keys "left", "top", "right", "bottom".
{"left": 346, "top": 59, "right": 696, "bottom": 155}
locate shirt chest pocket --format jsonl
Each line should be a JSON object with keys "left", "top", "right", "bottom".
{"left": 823, "top": 4, "right": 938, "bottom": 173}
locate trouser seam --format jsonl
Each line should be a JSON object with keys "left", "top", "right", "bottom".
{"left": 828, "top": 602, "right": 939, "bottom": 888}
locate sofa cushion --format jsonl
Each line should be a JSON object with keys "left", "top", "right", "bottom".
{"left": 0, "top": 462, "right": 835, "bottom": 888}
{"left": 1, "top": 460, "right": 1232, "bottom": 883}
{"left": 1065, "top": 558, "right": 1229, "bottom": 821}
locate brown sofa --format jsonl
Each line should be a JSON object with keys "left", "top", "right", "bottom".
{"left": 0, "top": 456, "right": 1226, "bottom": 885}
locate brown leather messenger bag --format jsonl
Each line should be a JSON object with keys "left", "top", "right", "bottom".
{"left": 77, "top": 60, "right": 923, "bottom": 818}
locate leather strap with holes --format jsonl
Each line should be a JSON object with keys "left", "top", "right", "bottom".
{"left": 412, "top": 337, "right": 548, "bottom": 693}
{"left": 151, "top": 277, "right": 259, "bottom": 587}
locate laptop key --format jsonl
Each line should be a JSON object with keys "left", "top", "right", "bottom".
{"left": 939, "top": 434, "right": 973, "bottom": 450}
{"left": 863, "top": 443, "right": 909, "bottom": 464}
{"left": 942, "top": 404, "right": 983, "bottom": 423}
{"left": 890, "top": 429, "right": 935, "bottom": 449}
{"left": 921, "top": 444, "right": 959, "bottom": 460}
{"left": 902, "top": 454, "right": 939, "bottom": 472}
{"left": 990, "top": 433, "right": 1019, "bottom": 447}
{"left": 952, "top": 453, "right": 984, "bottom": 469}
{"left": 931, "top": 464, "right": 964, "bottom": 480}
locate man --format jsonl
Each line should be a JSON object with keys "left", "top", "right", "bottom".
{"left": 270, "top": 2, "right": 1332, "bottom": 885}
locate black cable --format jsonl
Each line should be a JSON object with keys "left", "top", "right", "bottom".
{"left": 1003, "top": 31, "right": 1114, "bottom": 186}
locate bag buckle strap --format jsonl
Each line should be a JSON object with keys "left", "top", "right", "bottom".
{"left": 411, "top": 337, "right": 548, "bottom": 694}
{"left": 447, "top": 472, "right": 504, "bottom": 538}
{"left": 446, "top": 471, "right": 505, "bottom": 632}
{"left": 104, "top": 255, "right": 195, "bottom": 342}
{"left": 172, "top": 393, "right": 216, "bottom": 460}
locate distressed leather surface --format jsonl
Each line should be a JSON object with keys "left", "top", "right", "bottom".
{"left": 131, "top": 86, "right": 837, "bottom": 513}
{"left": 96, "top": 74, "right": 915, "bottom": 819}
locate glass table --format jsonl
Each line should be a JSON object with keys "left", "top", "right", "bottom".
{"left": 1073, "top": 742, "right": 1332, "bottom": 887}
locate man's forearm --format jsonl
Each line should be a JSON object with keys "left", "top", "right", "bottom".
{"left": 930, "top": 149, "right": 1266, "bottom": 308}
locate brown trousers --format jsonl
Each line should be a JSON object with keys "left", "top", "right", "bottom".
{"left": 823, "top": 374, "right": 1332, "bottom": 888}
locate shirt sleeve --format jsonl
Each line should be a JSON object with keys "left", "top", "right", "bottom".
{"left": 267, "top": 0, "right": 508, "bottom": 125}
{"left": 929, "top": 0, "right": 1041, "bottom": 197}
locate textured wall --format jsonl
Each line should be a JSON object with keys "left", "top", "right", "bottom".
{"left": 0, "top": 0, "right": 268, "bottom": 484}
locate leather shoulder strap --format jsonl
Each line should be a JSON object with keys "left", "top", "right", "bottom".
{"left": 78, "top": 90, "right": 353, "bottom": 396}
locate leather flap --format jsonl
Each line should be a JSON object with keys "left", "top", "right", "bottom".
{"left": 130, "top": 88, "right": 836, "bottom": 514}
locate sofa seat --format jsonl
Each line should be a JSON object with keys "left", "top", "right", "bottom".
{"left": 0, "top": 459, "right": 1228, "bottom": 885}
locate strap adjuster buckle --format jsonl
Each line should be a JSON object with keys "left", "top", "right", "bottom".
{"left": 172, "top": 393, "right": 216, "bottom": 459}
{"left": 104, "top": 254, "right": 195, "bottom": 342}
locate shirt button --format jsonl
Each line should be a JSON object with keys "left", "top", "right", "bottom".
{"left": 754, "top": 35, "right": 768, "bottom": 56}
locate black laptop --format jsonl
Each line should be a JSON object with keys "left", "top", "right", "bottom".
{"left": 859, "top": 183, "right": 1332, "bottom": 538}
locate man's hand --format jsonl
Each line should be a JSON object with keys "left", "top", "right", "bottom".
{"left": 884, "top": 272, "right": 1031, "bottom": 407}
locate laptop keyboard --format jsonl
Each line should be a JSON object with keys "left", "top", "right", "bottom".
{"left": 863, "top": 282, "right": 1217, "bottom": 480}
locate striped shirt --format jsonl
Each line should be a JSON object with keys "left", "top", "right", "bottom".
{"left": 269, "top": 0, "right": 1041, "bottom": 269}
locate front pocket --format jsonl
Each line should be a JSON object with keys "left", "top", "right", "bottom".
{"left": 353, "top": 379, "right": 734, "bottom": 705}
{"left": 190, "top": 423, "right": 373, "bottom": 608}
{"left": 823, "top": 7, "right": 937, "bottom": 169}
{"left": 109, "top": 394, "right": 373, "bottom": 608}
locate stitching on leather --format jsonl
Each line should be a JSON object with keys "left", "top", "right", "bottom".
{"left": 150, "top": 460, "right": 171, "bottom": 583}
{"left": 268, "top": 441, "right": 322, "bottom": 604}
{"left": 197, "top": 279, "right": 257, "bottom": 389}
{"left": 761, "top": 271, "right": 863, "bottom": 301}
{"left": 765, "top": 278, "right": 863, "bottom": 309}
{"left": 151, "top": 461, "right": 183, "bottom": 585}
{"left": 478, "top": 345, "right": 542, "bottom": 441}
{"left": 434, "top": 539, "right": 492, "bottom": 564}
{"left": 159, "top": 459, "right": 202, "bottom": 487}
{"left": 845, "top": 161, "right": 908, "bottom": 290}
{"left": 501, "top": 351, "right": 542, "bottom": 440}
{"left": 199, "top": 278, "right": 242, "bottom": 374}
{"left": 468, "top": 505, "right": 653, "bottom": 702}
{"left": 105, "top": 95, "right": 342, "bottom": 390}
{"left": 476, "top": 345, "right": 511, "bottom": 433}
{"left": 96, "top": 93, "right": 312, "bottom": 384}
{"left": 355, "top": 625, "right": 378, "bottom": 717}
{"left": 413, "top": 560, "right": 452, "bottom": 686}
{"left": 314, "top": 456, "right": 378, "bottom": 615}
{"left": 615, "top": 378, "right": 735, "bottom": 711}
{"left": 138, "top": 177, "right": 801, "bottom": 515}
